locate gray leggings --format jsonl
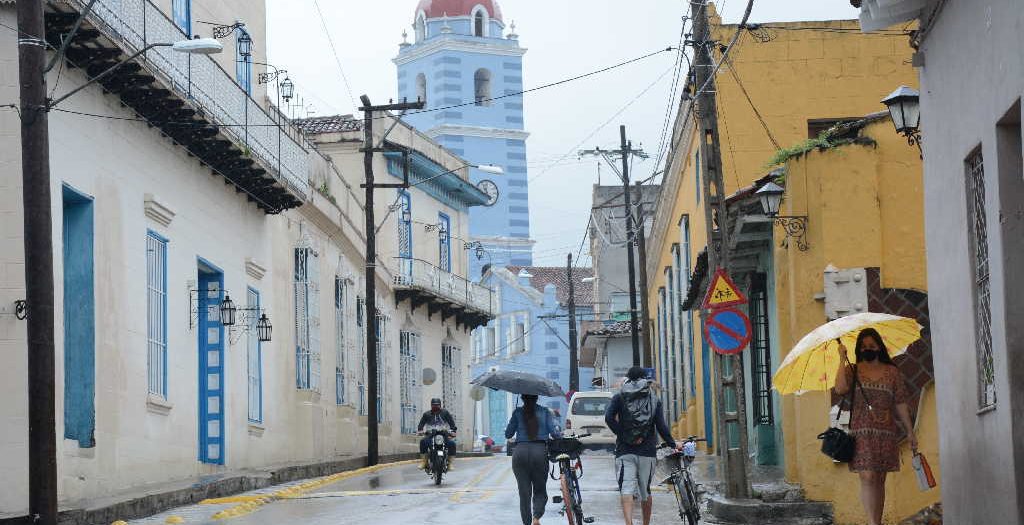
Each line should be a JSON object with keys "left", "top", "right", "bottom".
{"left": 512, "top": 442, "right": 549, "bottom": 525}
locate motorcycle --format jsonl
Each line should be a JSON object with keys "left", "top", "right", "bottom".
{"left": 420, "top": 424, "right": 454, "bottom": 485}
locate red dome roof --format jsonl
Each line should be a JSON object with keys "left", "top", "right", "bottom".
{"left": 415, "top": 0, "right": 503, "bottom": 22}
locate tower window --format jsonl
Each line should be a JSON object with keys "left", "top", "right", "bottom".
{"left": 415, "top": 12, "right": 426, "bottom": 42}
{"left": 474, "top": 11, "right": 485, "bottom": 37}
{"left": 416, "top": 73, "right": 427, "bottom": 105}
{"left": 474, "top": 69, "right": 492, "bottom": 106}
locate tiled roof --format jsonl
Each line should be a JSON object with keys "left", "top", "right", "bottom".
{"left": 505, "top": 265, "right": 594, "bottom": 306}
{"left": 292, "top": 114, "right": 362, "bottom": 135}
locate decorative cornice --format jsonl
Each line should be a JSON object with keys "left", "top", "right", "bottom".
{"left": 426, "top": 124, "right": 530, "bottom": 141}
{"left": 245, "top": 258, "right": 267, "bottom": 281}
{"left": 472, "top": 235, "right": 537, "bottom": 248}
{"left": 143, "top": 193, "right": 175, "bottom": 227}
{"left": 393, "top": 37, "right": 526, "bottom": 66}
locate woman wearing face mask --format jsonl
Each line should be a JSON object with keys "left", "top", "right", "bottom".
{"left": 834, "top": 328, "right": 916, "bottom": 525}
{"left": 505, "top": 394, "right": 559, "bottom": 525}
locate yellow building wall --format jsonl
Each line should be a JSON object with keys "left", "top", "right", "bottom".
{"left": 773, "top": 120, "right": 939, "bottom": 524}
{"left": 645, "top": 6, "right": 919, "bottom": 458}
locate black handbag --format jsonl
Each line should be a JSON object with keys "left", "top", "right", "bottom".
{"left": 817, "top": 366, "right": 868, "bottom": 463}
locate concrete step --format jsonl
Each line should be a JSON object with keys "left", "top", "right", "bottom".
{"left": 706, "top": 495, "right": 834, "bottom": 525}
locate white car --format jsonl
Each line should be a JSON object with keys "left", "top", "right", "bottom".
{"left": 565, "top": 391, "right": 616, "bottom": 449}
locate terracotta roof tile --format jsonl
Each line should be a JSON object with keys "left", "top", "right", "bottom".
{"left": 292, "top": 114, "right": 362, "bottom": 135}
{"left": 505, "top": 265, "right": 594, "bottom": 306}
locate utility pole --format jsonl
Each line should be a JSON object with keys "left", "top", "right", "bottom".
{"left": 17, "top": 1, "right": 58, "bottom": 523}
{"left": 691, "top": 2, "right": 751, "bottom": 499}
{"left": 359, "top": 95, "right": 423, "bottom": 466}
{"left": 633, "top": 182, "right": 653, "bottom": 369}
{"left": 566, "top": 253, "right": 579, "bottom": 393}
{"left": 619, "top": 126, "right": 642, "bottom": 367}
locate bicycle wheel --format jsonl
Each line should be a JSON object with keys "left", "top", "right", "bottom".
{"left": 673, "top": 478, "right": 698, "bottom": 525}
{"left": 567, "top": 472, "right": 585, "bottom": 525}
{"left": 560, "top": 475, "right": 578, "bottom": 525}
{"left": 669, "top": 476, "right": 687, "bottom": 521}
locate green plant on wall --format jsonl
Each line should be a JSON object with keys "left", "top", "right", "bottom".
{"left": 765, "top": 120, "right": 877, "bottom": 168}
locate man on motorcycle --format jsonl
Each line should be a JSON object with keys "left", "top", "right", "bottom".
{"left": 418, "top": 398, "right": 457, "bottom": 470}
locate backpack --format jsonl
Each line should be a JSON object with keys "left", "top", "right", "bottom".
{"left": 619, "top": 380, "right": 656, "bottom": 445}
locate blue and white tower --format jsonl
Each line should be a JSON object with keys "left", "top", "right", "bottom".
{"left": 395, "top": 0, "right": 534, "bottom": 276}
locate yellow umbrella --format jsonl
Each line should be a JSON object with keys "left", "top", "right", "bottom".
{"left": 773, "top": 313, "right": 922, "bottom": 395}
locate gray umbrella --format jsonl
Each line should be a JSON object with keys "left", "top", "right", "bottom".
{"left": 470, "top": 369, "right": 566, "bottom": 397}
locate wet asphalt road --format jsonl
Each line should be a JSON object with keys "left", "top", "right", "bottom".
{"left": 218, "top": 451, "right": 683, "bottom": 525}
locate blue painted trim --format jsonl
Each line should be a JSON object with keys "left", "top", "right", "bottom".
{"left": 235, "top": 27, "right": 253, "bottom": 95}
{"left": 172, "top": 0, "right": 191, "bottom": 35}
{"left": 62, "top": 184, "right": 95, "bottom": 448}
{"left": 197, "top": 265, "right": 226, "bottom": 465}
{"left": 438, "top": 212, "right": 451, "bottom": 272}
{"left": 383, "top": 151, "right": 489, "bottom": 208}
{"left": 700, "top": 316, "right": 714, "bottom": 450}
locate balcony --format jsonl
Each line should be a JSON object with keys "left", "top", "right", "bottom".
{"left": 392, "top": 258, "right": 495, "bottom": 330}
{"left": 44, "top": 0, "right": 310, "bottom": 213}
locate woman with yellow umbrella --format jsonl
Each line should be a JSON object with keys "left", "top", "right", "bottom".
{"left": 773, "top": 313, "right": 921, "bottom": 525}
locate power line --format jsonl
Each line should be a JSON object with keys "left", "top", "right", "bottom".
{"left": 311, "top": 0, "right": 357, "bottom": 110}
{"left": 652, "top": 12, "right": 693, "bottom": 176}
{"left": 528, "top": 63, "right": 676, "bottom": 184}
{"left": 721, "top": 37, "right": 780, "bottom": 150}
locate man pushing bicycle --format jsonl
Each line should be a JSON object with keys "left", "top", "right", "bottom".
{"left": 604, "top": 366, "right": 680, "bottom": 525}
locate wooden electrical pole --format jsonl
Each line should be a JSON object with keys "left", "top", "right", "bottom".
{"left": 634, "top": 182, "right": 653, "bottom": 368}
{"left": 691, "top": 2, "right": 752, "bottom": 499}
{"left": 619, "top": 126, "right": 642, "bottom": 367}
{"left": 359, "top": 95, "right": 423, "bottom": 466}
{"left": 17, "top": 1, "right": 59, "bottom": 522}
{"left": 567, "top": 253, "right": 579, "bottom": 393}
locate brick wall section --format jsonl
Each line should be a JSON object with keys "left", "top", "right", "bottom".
{"left": 865, "top": 267, "right": 934, "bottom": 423}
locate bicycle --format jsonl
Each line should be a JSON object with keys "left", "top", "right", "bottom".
{"left": 659, "top": 436, "right": 705, "bottom": 525}
{"left": 547, "top": 433, "right": 595, "bottom": 525}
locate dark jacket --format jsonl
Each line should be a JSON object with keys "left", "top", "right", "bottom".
{"left": 604, "top": 382, "right": 676, "bottom": 457}
{"left": 418, "top": 409, "right": 457, "bottom": 432}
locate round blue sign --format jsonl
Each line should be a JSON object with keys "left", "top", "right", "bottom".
{"left": 703, "top": 308, "right": 752, "bottom": 355}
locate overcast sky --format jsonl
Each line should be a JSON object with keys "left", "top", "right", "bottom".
{"left": 267, "top": 1, "right": 860, "bottom": 267}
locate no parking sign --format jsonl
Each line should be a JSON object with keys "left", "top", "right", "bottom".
{"left": 703, "top": 308, "right": 752, "bottom": 355}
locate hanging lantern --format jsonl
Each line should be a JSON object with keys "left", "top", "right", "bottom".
{"left": 280, "top": 76, "right": 295, "bottom": 102}
{"left": 755, "top": 182, "right": 785, "bottom": 217}
{"left": 256, "top": 313, "right": 273, "bottom": 342}
{"left": 236, "top": 30, "right": 253, "bottom": 59}
{"left": 220, "top": 294, "right": 237, "bottom": 326}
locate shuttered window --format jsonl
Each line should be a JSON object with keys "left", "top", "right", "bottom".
{"left": 442, "top": 345, "right": 462, "bottom": 424}
{"left": 146, "top": 232, "right": 168, "bottom": 398}
{"left": 335, "top": 277, "right": 347, "bottom": 405}
{"left": 295, "top": 247, "right": 321, "bottom": 391}
{"left": 400, "top": 331, "right": 422, "bottom": 434}
{"left": 247, "top": 288, "right": 263, "bottom": 422}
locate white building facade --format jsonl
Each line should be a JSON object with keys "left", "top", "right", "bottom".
{"left": 0, "top": 0, "right": 490, "bottom": 517}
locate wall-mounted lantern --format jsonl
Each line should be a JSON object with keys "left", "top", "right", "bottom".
{"left": 756, "top": 182, "right": 809, "bottom": 252}
{"left": 220, "top": 294, "right": 237, "bottom": 326}
{"left": 881, "top": 85, "right": 922, "bottom": 154}
{"left": 279, "top": 77, "right": 295, "bottom": 103}
{"left": 256, "top": 313, "right": 273, "bottom": 342}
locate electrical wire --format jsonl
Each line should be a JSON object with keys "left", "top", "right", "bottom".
{"left": 652, "top": 13, "right": 692, "bottom": 177}
{"left": 721, "top": 37, "right": 780, "bottom": 150}
{"left": 527, "top": 63, "right": 675, "bottom": 184}
{"left": 311, "top": 0, "right": 357, "bottom": 110}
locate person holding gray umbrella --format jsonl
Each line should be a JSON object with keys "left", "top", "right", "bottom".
{"left": 505, "top": 394, "right": 560, "bottom": 525}
{"left": 472, "top": 369, "right": 564, "bottom": 525}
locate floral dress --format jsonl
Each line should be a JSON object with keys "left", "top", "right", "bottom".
{"left": 847, "top": 365, "right": 909, "bottom": 472}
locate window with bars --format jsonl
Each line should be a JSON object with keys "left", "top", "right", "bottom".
{"left": 442, "top": 345, "right": 462, "bottom": 425}
{"left": 335, "top": 277, "right": 347, "bottom": 405}
{"left": 656, "top": 290, "right": 667, "bottom": 408}
{"left": 665, "top": 266, "right": 678, "bottom": 421}
{"left": 438, "top": 212, "right": 451, "bottom": 272}
{"left": 966, "top": 148, "right": 997, "bottom": 408}
{"left": 681, "top": 215, "right": 696, "bottom": 398}
{"left": 146, "top": 232, "right": 168, "bottom": 398}
{"left": 400, "top": 331, "right": 422, "bottom": 434}
{"left": 247, "top": 288, "right": 263, "bottom": 423}
{"left": 376, "top": 310, "right": 392, "bottom": 423}
{"left": 748, "top": 273, "right": 773, "bottom": 425}
{"left": 398, "top": 192, "right": 413, "bottom": 277}
{"left": 672, "top": 243, "right": 686, "bottom": 410}
{"left": 295, "top": 247, "right": 321, "bottom": 391}
{"left": 356, "top": 296, "right": 367, "bottom": 415}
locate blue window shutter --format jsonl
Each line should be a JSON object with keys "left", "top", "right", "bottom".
{"left": 236, "top": 28, "right": 253, "bottom": 95}
{"left": 172, "top": 0, "right": 191, "bottom": 35}
{"left": 438, "top": 212, "right": 451, "bottom": 272}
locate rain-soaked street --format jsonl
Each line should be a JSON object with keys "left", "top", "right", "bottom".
{"left": 129, "top": 452, "right": 688, "bottom": 525}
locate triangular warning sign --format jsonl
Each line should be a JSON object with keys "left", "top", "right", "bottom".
{"left": 701, "top": 268, "right": 747, "bottom": 309}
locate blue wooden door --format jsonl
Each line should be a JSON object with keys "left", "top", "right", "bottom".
{"left": 198, "top": 268, "right": 225, "bottom": 464}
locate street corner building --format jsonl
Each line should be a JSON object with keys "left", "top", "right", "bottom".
{"left": 0, "top": 0, "right": 493, "bottom": 519}
{"left": 643, "top": 5, "right": 941, "bottom": 524}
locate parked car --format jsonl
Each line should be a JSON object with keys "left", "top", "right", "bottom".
{"left": 565, "top": 390, "right": 616, "bottom": 449}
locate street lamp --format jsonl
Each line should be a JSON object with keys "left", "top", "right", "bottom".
{"left": 756, "top": 182, "right": 809, "bottom": 252}
{"left": 882, "top": 86, "right": 921, "bottom": 144}
{"left": 256, "top": 313, "right": 273, "bottom": 342}
{"left": 279, "top": 77, "right": 295, "bottom": 103}
{"left": 219, "top": 294, "right": 237, "bottom": 326}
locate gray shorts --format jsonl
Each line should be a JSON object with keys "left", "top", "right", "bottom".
{"left": 615, "top": 454, "right": 657, "bottom": 500}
